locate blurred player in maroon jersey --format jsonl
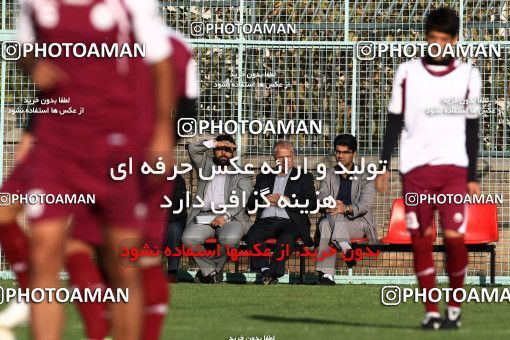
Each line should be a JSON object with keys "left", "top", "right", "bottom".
{"left": 66, "top": 29, "right": 198, "bottom": 340}
{"left": 0, "top": 0, "right": 175, "bottom": 339}
{"left": 0, "top": 144, "right": 32, "bottom": 331}
{"left": 375, "top": 7, "right": 481, "bottom": 330}
{"left": 3, "top": 29, "right": 198, "bottom": 339}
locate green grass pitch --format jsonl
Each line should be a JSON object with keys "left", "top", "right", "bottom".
{"left": 2, "top": 282, "right": 509, "bottom": 340}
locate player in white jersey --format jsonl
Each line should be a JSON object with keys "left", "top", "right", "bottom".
{"left": 375, "top": 7, "right": 481, "bottom": 330}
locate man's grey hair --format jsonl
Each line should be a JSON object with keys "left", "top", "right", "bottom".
{"left": 273, "top": 140, "right": 294, "bottom": 156}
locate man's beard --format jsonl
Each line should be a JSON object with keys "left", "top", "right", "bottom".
{"left": 213, "top": 156, "right": 231, "bottom": 166}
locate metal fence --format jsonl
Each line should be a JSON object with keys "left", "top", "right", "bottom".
{"left": 1, "top": 0, "right": 509, "bottom": 283}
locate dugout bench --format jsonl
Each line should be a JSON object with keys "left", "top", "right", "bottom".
{"left": 202, "top": 199, "right": 498, "bottom": 284}
{"left": 349, "top": 199, "right": 499, "bottom": 285}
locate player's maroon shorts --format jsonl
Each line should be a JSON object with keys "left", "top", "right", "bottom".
{"left": 69, "top": 205, "right": 103, "bottom": 246}
{"left": 1, "top": 158, "right": 32, "bottom": 198}
{"left": 142, "top": 178, "right": 175, "bottom": 241}
{"left": 70, "top": 177, "right": 175, "bottom": 247}
{"left": 23, "top": 142, "right": 145, "bottom": 230}
{"left": 401, "top": 165, "right": 468, "bottom": 235}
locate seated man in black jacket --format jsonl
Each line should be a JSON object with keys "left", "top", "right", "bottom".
{"left": 246, "top": 141, "right": 316, "bottom": 284}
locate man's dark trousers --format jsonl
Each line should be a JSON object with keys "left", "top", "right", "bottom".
{"left": 246, "top": 217, "right": 300, "bottom": 277}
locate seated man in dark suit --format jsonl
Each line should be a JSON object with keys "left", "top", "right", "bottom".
{"left": 246, "top": 141, "right": 316, "bottom": 284}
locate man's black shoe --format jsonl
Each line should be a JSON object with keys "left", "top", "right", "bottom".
{"left": 262, "top": 276, "right": 279, "bottom": 285}
{"left": 318, "top": 276, "right": 335, "bottom": 285}
{"left": 194, "top": 270, "right": 210, "bottom": 284}
{"left": 211, "top": 270, "right": 223, "bottom": 284}
{"left": 261, "top": 271, "right": 278, "bottom": 285}
{"left": 344, "top": 249, "right": 357, "bottom": 268}
{"left": 257, "top": 269, "right": 271, "bottom": 284}
{"left": 440, "top": 308, "right": 461, "bottom": 329}
{"left": 421, "top": 314, "right": 442, "bottom": 330}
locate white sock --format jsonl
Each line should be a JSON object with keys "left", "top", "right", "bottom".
{"left": 447, "top": 306, "right": 461, "bottom": 320}
{"left": 339, "top": 241, "right": 351, "bottom": 253}
{"left": 324, "top": 274, "right": 334, "bottom": 281}
{"left": 426, "top": 312, "right": 441, "bottom": 319}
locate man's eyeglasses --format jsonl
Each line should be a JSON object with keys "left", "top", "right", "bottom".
{"left": 215, "top": 146, "right": 236, "bottom": 153}
{"left": 335, "top": 150, "right": 354, "bottom": 155}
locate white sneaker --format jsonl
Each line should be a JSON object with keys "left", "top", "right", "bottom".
{"left": 0, "top": 300, "right": 30, "bottom": 329}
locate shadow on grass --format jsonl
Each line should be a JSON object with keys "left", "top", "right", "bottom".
{"left": 248, "top": 315, "right": 418, "bottom": 330}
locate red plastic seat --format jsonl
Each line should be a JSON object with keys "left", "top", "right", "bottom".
{"left": 463, "top": 203, "right": 499, "bottom": 244}
{"left": 380, "top": 198, "right": 437, "bottom": 244}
